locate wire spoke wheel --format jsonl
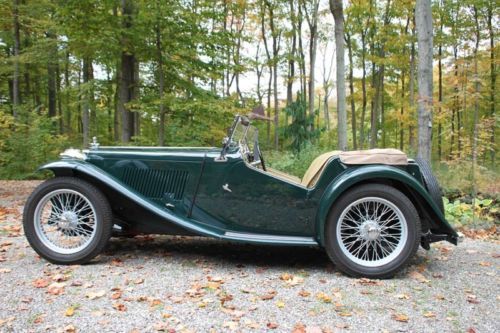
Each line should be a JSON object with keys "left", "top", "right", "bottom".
{"left": 34, "top": 189, "right": 98, "bottom": 254}
{"left": 336, "top": 197, "right": 408, "bottom": 268}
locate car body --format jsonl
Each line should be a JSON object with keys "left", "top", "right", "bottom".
{"left": 23, "top": 115, "right": 458, "bottom": 278}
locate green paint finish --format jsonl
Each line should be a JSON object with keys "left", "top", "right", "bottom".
{"left": 39, "top": 147, "right": 457, "bottom": 247}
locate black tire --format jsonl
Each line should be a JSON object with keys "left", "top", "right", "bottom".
{"left": 414, "top": 157, "right": 444, "bottom": 214}
{"left": 23, "top": 177, "right": 113, "bottom": 265}
{"left": 325, "top": 184, "right": 421, "bottom": 278}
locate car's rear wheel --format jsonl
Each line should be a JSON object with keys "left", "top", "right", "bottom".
{"left": 325, "top": 184, "right": 420, "bottom": 278}
{"left": 23, "top": 177, "right": 113, "bottom": 265}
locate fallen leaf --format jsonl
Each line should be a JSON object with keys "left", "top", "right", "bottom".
{"left": 466, "top": 295, "right": 480, "bottom": 304}
{"left": 276, "top": 300, "right": 285, "bottom": 308}
{"left": 51, "top": 273, "right": 67, "bottom": 282}
{"left": 479, "top": 261, "right": 491, "bottom": 267}
{"left": 338, "top": 311, "right": 352, "bottom": 317}
{"left": 64, "top": 324, "right": 77, "bottom": 333}
{"left": 0, "top": 268, "right": 11, "bottom": 273}
{"left": 134, "top": 278, "right": 144, "bottom": 285}
{"left": 32, "top": 278, "right": 50, "bottom": 288}
{"left": 0, "top": 317, "right": 15, "bottom": 327}
{"left": 292, "top": 323, "right": 306, "bottom": 333}
{"left": 396, "top": 293, "right": 410, "bottom": 300}
{"left": 65, "top": 307, "right": 75, "bottom": 317}
{"left": 86, "top": 290, "right": 106, "bottom": 300}
{"left": 316, "top": 292, "right": 332, "bottom": 303}
{"left": 47, "top": 282, "right": 66, "bottom": 295}
{"left": 149, "top": 299, "right": 163, "bottom": 308}
{"left": 112, "top": 302, "right": 127, "bottom": 312}
{"left": 260, "top": 290, "right": 277, "bottom": 301}
{"left": 267, "top": 322, "right": 278, "bottom": 329}
{"left": 423, "top": 311, "right": 436, "bottom": 318}
{"left": 356, "top": 278, "right": 383, "bottom": 286}
{"left": 111, "top": 291, "right": 122, "bottom": 300}
{"left": 222, "top": 321, "right": 239, "bottom": 330}
{"left": 298, "top": 290, "right": 310, "bottom": 297}
{"left": 392, "top": 313, "right": 409, "bottom": 322}
{"left": 409, "top": 271, "right": 430, "bottom": 283}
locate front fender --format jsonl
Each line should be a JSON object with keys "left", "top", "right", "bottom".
{"left": 39, "top": 160, "right": 223, "bottom": 238}
{"left": 315, "top": 165, "right": 458, "bottom": 246}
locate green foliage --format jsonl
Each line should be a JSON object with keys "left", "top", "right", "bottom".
{"left": 265, "top": 144, "right": 329, "bottom": 178}
{"left": 283, "top": 95, "right": 320, "bottom": 153}
{"left": 444, "top": 197, "right": 498, "bottom": 228}
{"left": 0, "top": 109, "right": 69, "bottom": 179}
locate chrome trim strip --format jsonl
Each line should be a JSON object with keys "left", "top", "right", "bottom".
{"left": 224, "top": 231, "right": 317, "bottom": 245}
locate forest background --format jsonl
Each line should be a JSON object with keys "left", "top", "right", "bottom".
{"left": 0, "top": 0, "right": 498, "bottom": 231}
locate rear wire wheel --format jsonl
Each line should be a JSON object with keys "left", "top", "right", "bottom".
{"left": 325, "top": 184, "right": 420, "bottom": 278}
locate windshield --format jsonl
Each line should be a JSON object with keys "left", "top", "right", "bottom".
{"left": 220, "top": 115, "right": 261, "bottom": 165}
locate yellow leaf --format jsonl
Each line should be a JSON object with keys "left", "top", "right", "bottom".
{"left": 423, "top": 311, "right": 436, "bottom": 318}
{"left": 276, "top": 300, "right": 285, "bottom": 308}
{"left": 392, "top": 313, "right": 409, "bottom": 322}
{"left": 65, "top": 307, "right": 75, "bottom": 317}
{"left": 316, "top": 292, "right": 332, "bottom": 303}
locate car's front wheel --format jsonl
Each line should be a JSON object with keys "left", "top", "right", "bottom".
{"left": 325, "top": 184, "right": 420, "bottom": 278}
{"left": 23, "top": 177, "right": 113, "bottom": 265}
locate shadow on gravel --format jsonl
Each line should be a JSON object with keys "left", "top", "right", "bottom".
{"left": 104, "top": 236, "right": 332, "bottom": 271}
{"left": 102, "top": 235, "right": 430, "bottom": 275}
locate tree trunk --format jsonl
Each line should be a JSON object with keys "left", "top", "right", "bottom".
{"left": 330, "top": 0, "right": 347, "bottom": 151}
{"left": 304, "top": 0, "right": 320, "bottom": 129}
{"left": 267, "top": 1, "right": 280, "bottom": 149}
{"left": 286, "top": 0, "right": 297, "bottom": 106}
{"left": 437, "top": 12, "right": 443, "bottom": 161}
{"left": 400, "top": 71, "right": 405, "bottom": 151}
{"left": 156, "top": 19, "right": 166, "bottom": 146}
{"left": 297, "top": 4, "right": 306, "bottom": 102}
{"left": 119, "top": 0, "right": 136, "bottom": 143}
{"left": 409, "top": 13, "right": 416, "bottom": 153}
{"left": 12, "top": 0, "right": 21, "bottom": 118}
{"left": 415, "top": 0, "right": 433, "bottom": 162}
{"left": 47, "top": 58, "right": 57, "bottom": 118}
{"left": 346, "top": 32, "right": 356, "bottom": 149}
{"left": 261, "top": 1, "right": 272, "bottom": 144}
{"left": 487, "top": 2, "right": 495, "bottom": 163}
{"left": 82, "top": 57, "right": 93, "bottom": 147}
{"left": 471, "top": 5, "right": 480, "bottom": 220}
{"left": 360, "top": 30, "right": 367, "bottom": 149}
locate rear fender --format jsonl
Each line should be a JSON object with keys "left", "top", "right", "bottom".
{"left": 315, "top": 165, "right": 458, "bottom": 246}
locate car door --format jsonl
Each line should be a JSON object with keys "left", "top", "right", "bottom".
{"left": 193, "top": 158, "right": 315, "bottom": 236}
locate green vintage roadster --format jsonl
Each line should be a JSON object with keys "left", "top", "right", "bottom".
{"left": 23, "top": 115, "right": 458, "bottom": 278}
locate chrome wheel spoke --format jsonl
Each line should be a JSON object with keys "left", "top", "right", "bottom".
{"left": 337, "top": 197, "right": 408, "bottom": 267}
{"left": 34, "top": 189, "right": 97, "bottom": 255}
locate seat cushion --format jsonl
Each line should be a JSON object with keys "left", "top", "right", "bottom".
{"left": 301, "top": 151, "right": 340, "bottom": 187}
{"left": 267, "top": 167, "right": 302, "bottom": 185}
{"left": 339, "top": 148, "right": 408, "bottom": 165}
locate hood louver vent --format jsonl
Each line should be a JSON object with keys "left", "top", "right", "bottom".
{"left": 122, "top": 168, "right": 189, "bottom": 201}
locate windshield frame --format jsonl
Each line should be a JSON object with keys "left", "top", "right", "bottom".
{"left": 218, "top": 115, "right": 259, "bottom": 162}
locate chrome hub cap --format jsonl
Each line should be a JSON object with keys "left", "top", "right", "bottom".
{"left": 34, "top": 189, "right": 97, "bottom": 254}
{"left": 59, "top": 211, "right": 78, "bottom": 230}
{"left": 360, "top": 220, "right": 381, "bottom": 241}
{"left": 336, "top": 197, "right": 408, "bottom": 267}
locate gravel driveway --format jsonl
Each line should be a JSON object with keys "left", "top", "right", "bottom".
{"left": 0, "top": 181, "right": 499, "bottom": 333}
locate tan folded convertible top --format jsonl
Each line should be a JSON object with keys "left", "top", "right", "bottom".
{"left": 339, "top": 148, "right": 408, "bottom": 165}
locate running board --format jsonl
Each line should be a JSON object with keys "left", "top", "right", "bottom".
{"left": 223, "top": 231, "right": 318, "bottom": 246}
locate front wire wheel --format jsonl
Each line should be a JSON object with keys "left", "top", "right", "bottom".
{"left": 325, "top": 184, "right": 420, "bottom": 278}
{"left": 34, "top": 189, "right": 98, "bottom": 254}
{"left": 23, "top": 177, "right": 113, "bottom": 265}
